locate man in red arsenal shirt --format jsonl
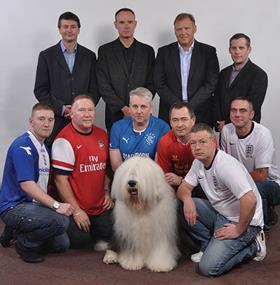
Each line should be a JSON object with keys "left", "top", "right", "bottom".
{"left": 157, "top": 102, "right": 196, "bottom": 188}
{"left": 52, "top": 95, "right": 113, "bottom": 249}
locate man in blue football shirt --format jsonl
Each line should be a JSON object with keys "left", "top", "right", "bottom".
{"left": 110, "top": 87, "right": 170, "bottom": 171}
{"left": 0, "top": 103, "right": 73, "bottom": 263}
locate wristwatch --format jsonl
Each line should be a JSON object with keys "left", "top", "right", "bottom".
{"left": 52, "top": 201, "right": 61, "bottom": 210}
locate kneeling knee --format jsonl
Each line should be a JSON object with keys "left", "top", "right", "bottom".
{"left": 199, "top": 259, "right": 221, "bottom": 277}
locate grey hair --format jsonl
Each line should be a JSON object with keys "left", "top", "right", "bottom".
{"left": 129, "top": 87, "right": 153, "bottom": 105}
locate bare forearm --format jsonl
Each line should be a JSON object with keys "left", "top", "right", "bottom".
{"left": 20, "top": 181, "right": 55, "bottom": 208}
{"left": 55, "top": 176, "right": 80, "bottom": 211}
{"left": 237, "top": 191, "right": 257, "bottom": 233}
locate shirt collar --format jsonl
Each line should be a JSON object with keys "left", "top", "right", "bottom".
{"left": 178, "top": 40, "right": 195, "bottom": 54}
{"left": 232, "top": 58, "right": 249, "bottom": 72}
{"left": 60, "top": 40, "right": 77, "bottom": 53}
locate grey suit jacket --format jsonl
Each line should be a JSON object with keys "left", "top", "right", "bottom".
{"left": 97, "top": 38, "right": 155, "bottom": 130}
{"left": 154, "top": 40, "right": 219, "bottom": 126}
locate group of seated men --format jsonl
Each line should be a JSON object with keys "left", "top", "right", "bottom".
{"left": 0, "top": 88, "right": 279, "bottom": 277}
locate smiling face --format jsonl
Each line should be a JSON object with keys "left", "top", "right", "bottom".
{"left": 170, "top": 107, "right": 195, "bottom": 142}
{"left": 174, "top": 17, "right": 196, "bottom": 51}
{"left": 59, "top": 19, "right": 80, "bottom": 44}
{"left": 29, "top": 109, "right": 55, "bottom": 142}
{"left": 114, "top": 10, "right": 137, "bottom": 41}
{"left": 70, "top": 98, "right": 95, "bottom": 133}
{"left": 229, "top": 37, "right": 251, "bottom": 68}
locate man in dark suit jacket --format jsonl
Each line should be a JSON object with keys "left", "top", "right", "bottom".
{"left": 154, "top": 13, "right": 219, "bottom": 126}
{"left": 34, "top": 12, "right": 99, "bottom": 143}
{"left": 97, "top": 8, "right": 155, "bottom": 131}
{"left": 214, "top": 33, "right": 268, "bottom": 132}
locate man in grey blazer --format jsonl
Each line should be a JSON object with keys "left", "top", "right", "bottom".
{"left": 34, "top": 12, "right": 99, "bottom": 143}
{"left": 97, "top": 8, "right": 155, "bottom": 131}
{"left": 154, "top": 13, "right": 219, "bottom": 127}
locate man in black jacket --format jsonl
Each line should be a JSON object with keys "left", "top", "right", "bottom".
{"left": 214, "top": 33, "right": 268, "bottom": 132}
{"left": 97, "top": 8, "right": 155, "bottom": 131}
{"left": 34, "top": 12, "right": 99, "bottom": 143}
{"left": 154, "top": 13, "right": 219, "bottom": 127}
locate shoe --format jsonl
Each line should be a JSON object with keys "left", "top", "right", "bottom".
{"left": 15, "top": 243, "right": 45, "bottom": 263}
{"left": 93, "top": 240, "right": 109, "bottom": 251}
{"left": 0, "top": 226, "right": 14, "bottom": 248}
{"left": 253, "top": 230, "right": 266, "bottom": 261}
{"left": 191, "top": 251, "right": 203, "bottom": 263}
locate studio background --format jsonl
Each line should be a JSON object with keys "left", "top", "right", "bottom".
{"left": 0, "top": 0, "right": 279, "bottom": 177}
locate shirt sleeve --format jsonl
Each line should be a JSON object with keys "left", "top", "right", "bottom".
{"left": 184, "top": 159, "right": 199, "bottom": 187}
{"left": 254, "top": 130, "right": 274, "bottom": 169}
{"left": 13, "top": 145, "right": 37, "bottom": 182}
{"left": 157, "top": 137, "right": 173, "bottom": 173}
{"left": 52, "top": 138, "right": 75, "bottom": 174}
{"left": 109, "top": 122, "right": 121, "bottom": 150}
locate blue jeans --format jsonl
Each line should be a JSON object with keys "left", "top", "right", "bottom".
{"left": 68, "top": 209, "right": 113, "bottom": 249}
{"left": 188, "top": 198, "right": 260, "bottom": 277}
{"left": 1, "top": 202, "right": 70, "bottom": 253}
{"left": 256, "top": 181, "right": 280, "bottom": 226}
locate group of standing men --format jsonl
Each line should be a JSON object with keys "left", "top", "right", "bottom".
{"left": 0, "top": 8, "right": 279, "bottom": 278}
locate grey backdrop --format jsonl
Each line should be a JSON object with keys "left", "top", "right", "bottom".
{"left": 0, "top": 0, "right": 279, "bottom": 177}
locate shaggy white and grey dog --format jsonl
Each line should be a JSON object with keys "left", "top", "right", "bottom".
{"left": 103, "top": 156, "right": 179, "bottom": 272}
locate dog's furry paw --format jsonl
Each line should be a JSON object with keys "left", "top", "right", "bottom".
{"left": 119, "top": 254, "right": 144, "bottom": 271}
{"left": 146, "top": 256, "right": 177, "bottom": 272}
{"left": 103, "top": 250, "right": 118, "bottom": 264}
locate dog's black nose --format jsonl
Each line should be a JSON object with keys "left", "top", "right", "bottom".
{"left": 128, "top": 180, "right": 137, "bottom": 187}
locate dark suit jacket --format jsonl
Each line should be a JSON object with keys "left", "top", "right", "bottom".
{"left": 214, "top": 59, "right": 268, "bottom": 124}
{"left": 154, "top": 40, "right": 219, "bottom": 126}
{"left": 34, "top": 42, "right": 99, "bottom": 141}
{"left": 97, "top": 38, "right": 155, "bottom": 130}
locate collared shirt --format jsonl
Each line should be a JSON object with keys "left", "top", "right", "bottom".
{"left": 60, "top": 40, "right": 77, "bottom": 73}
{"left": 179, "top": 41, "right": 194, "bottom": 101}
{"left": 229, "top": 58, "right": 249, "bottom": 86}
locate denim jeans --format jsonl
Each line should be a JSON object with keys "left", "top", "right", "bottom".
{"left": 1, "top": 202, "right": 70, "bottom": 253}
{"left": 255, "top": 181, "right": 280, "bottom": 226}
{"left": 68, "top": 209, "right": 113, "bottom": 249}
{"left": 187, "top": 198, "right": 260, "bottom": 277}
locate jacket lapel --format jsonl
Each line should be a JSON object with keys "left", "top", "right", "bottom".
{"left": 188, "top": 40, "right": 199, "bottom": 85}
{"left": 72, "top": 44, "right": 84, "bottom": 74}
{"left": 171, "top": 43, "right": 181, "bottom": 83}
{"left": 229, "top": 59, "right": 251, "bottom": 88}
{"left": 55, "top": 42, "right": 71, "bottom": 74}
{"left": 113, "top": 39, "right": 129, "bottom": 77}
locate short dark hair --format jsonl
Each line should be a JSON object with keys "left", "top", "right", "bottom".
{"left": 72, "top": 95, "right": 95, "bottom": 105}
{"left": 190, "top": 123, "right": 214, "bottom": 137}
{"left": 174, "top": 13, "right": 195, "bottom": 25}
{"left": 115, "top": 8, "right": 135, "bottom": 20}
{"left": 32, "top": 102, "right": 54, "bottom": 115}
{"left": 230, "top": 33, "right": 251, "bottom": 47}
{"left": 169, "top": 102, "right": 195, "bottom": 119}
{"left": 230, "top": 96, "right": 254, "bottom": 111}
{"left": 58, "top": 12, "right": 80, "bottom": 28}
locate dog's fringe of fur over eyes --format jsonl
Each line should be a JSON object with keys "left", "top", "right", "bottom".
{"left": 103, "top": 157, "right": 179, "bottom": 272}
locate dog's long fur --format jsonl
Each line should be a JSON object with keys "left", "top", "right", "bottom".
{"left": 103, "top": 157, "right": 179, "bottom": 272}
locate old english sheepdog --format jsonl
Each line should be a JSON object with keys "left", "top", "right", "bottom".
{"left": 103, "top": 156, "right": 179, "bottom": 272}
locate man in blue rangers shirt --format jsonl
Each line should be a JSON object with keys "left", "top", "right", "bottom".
{"left": 0, "top": 103, "right": 73, "bottom": 263}
{"left": 110, "top": 87, "right": 170, "bottom": 171}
